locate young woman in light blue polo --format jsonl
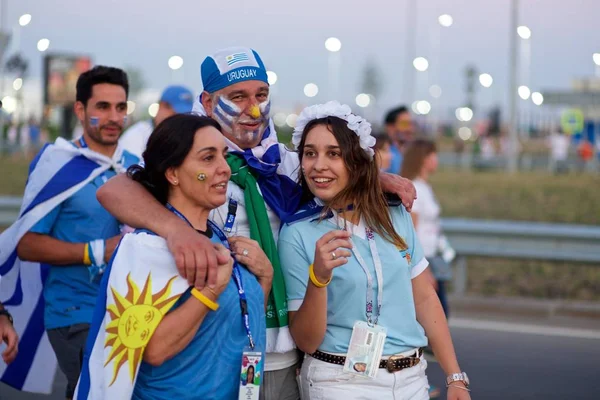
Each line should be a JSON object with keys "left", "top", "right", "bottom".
{"left": 278, "top": 102, "right": 471, "bottom": 400}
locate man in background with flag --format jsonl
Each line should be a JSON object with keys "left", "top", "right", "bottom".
{"left": 0, "top": 66, "right": 139, "bottom": 399}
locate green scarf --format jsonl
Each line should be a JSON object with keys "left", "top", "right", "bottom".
{"left": 227, "top": 154, "right": 288, "bottom": 329}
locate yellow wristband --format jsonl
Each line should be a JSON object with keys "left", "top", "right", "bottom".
{"left": 309, "top": 264, "right": 331, "bottom": 288}
{"left": 191, "top": 288, "right": 219, "bottom": 311}
{"left": 83, "top": 243, "right": 91, "bottom": 266}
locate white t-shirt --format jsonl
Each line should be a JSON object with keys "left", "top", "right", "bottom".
{"left": 410, "top": 178, "right": 441, "bottom": 258}
{"left": 548, "top": 133, "right": 570, "bottom": 161}
{"left": 209, "top": 144, "right": 300, "bottom": 372}
{"left": 119, "top": 120, "right": 154, "bottom": 159}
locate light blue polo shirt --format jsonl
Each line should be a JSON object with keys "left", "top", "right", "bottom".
{"left": 30, "top": 151, "right": 138, "bottom": 330}
{"left": 279, "top": 205, "right": 429, "bottom": 355}
{"left": 133, "top": 228, "right": 266, "bottom": 400}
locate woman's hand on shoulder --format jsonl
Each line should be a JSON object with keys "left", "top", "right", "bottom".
{"left": 228, "top": 236, "right": 273, "bottom": 283}
{"left": 312, "top": 230, "right": 353, "bottom": 283}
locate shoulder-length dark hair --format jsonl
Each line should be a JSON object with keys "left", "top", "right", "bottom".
{"left": 127, "top": 114, "right": 222, "bottom": 204}
{"left": 399, "top": 139, "right": 437, "bottom": 180}
{"left": 297, "top": 116, "right": 407, "bottom": 250}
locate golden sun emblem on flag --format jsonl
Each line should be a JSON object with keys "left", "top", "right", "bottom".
{"left": 104, "top": 273, "right": 180, "bottom": 385}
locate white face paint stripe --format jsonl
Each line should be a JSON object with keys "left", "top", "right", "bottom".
{"left": 259, "top": 99, "right": 271, "bottom": 119}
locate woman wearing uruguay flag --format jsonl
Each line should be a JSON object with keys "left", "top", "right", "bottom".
{"left": 76, "top": 114, "right": 271, "bottom": 399}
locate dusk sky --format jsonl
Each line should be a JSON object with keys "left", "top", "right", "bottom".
{"left": 6, "top": 0, "right": 600, "bottom": 123}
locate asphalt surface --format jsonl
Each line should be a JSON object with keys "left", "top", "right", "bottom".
{"left": 1, "top": 315, "right": 599, "bottom": 399}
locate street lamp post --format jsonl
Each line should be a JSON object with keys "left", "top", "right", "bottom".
{"left": 325, "top": 37, "right": 341, "bottom": 100}
{"left": 594, "top": 53, "right": 600, "bottom": 77}
{"left": 304, "top": 83, "right": 319, "bottom": 98}
{"left": 37, "top": 38, "right": 50, "bottom": 52}
{"left": 404, "top": 0, "right": 417, "bottom": 104}
{"left": 168, "top": 55, "right": 183, "bottom": 82}
{"left": 507, "top": 0, "right": 520, "bottom": 173}
{"left": 0, "top": 10, "right": 33, "bottom": 150}
{"left": 431, "top": 14, "right": 453, "bottom": 135}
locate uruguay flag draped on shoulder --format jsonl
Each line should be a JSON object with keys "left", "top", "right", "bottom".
{"left": 0, "top": 137, "right": 131, "bottom": 394}
{"left": 75, "top": 231, "right": 189, "bottom": 399}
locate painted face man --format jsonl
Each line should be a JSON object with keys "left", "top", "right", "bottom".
{"left": 198, "top": 48, "right": 272, "bottom": 151}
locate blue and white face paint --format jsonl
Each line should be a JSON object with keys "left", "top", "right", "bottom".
{"left": 212, "top": 96, "right": 271, "bottom": 149}
{"left": 84, "top": 113, "right": 127, "bottom": 146}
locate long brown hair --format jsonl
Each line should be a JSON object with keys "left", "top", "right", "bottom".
{"left": 297, "top": 117, "right": 408, "bottom": 250}
{"left": 399, "top": 139, "right": 437, "bottom": 180}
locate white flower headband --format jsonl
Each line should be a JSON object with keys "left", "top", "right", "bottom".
{"left": 292, "top": 101, "right": 376, "bottom": 159}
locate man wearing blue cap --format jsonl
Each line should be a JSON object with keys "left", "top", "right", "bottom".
{"left": 98, "top": 47, "right": 417, "bottom": 400}
{"left": 119, "top": 85, "right": 194, "bottom": 158}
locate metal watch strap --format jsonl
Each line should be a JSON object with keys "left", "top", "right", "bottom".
{"left": 446, "top": 372, "right": 469, "bottom": 388}
{"left": 0, "top": 309, "right": 13, "bottom": 325}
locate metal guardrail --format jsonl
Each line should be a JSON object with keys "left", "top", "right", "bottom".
{"left": 441, "top": 218, "right": 600, "bottom": 295}
{"left": 2, "top": 197, "right": 600, "bottom": 293}
{"left": 0, "top": 196, "right": 22, "bottom": 226}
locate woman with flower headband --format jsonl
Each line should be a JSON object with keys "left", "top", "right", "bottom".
{"left": 278, "top": 102, "right": 470, "bottom": 399}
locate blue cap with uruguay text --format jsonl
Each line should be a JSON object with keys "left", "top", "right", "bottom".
{"left": 160, "top": 85, "right": 194, "bottom": 113}
{"left": 201, "top": 47, "right": 269, "bottom": 94}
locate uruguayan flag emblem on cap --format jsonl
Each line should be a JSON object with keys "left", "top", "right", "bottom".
{"left": 226, "top": 52, "right": 250, "bottom": 66}
{"left": 201, "top": 46, "right": 269, "bottom": 93}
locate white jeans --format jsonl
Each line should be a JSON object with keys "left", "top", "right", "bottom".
{"left": 298, "top": 353, "right": 430, "bottom": 400}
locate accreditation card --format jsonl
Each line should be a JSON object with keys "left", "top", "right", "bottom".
{"left": 342, "top": 321, "right": 387, "bottom": 379}
{"left": 238, "top": 348, "right": 263, "bottom": 400}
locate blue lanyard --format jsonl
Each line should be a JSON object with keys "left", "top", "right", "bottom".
{"left": 223, "top": 198, "right": 238, "bottom": 233}
{"left": 166, "top": 203, "right": 255, "bottom": 349}
{"left": 78, "top": 136, "right": 88, "bottom": 148}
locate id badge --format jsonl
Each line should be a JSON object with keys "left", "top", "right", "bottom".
{"left": 343, "top": 321, "right": 387, "bottom": 379}
{"left": 238, "top": 347, "right": 263, "bottom": 400}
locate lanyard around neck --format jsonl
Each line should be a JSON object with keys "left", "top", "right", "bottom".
{"left": 166, "top": 203, "right": 255, "bottom": 349}
{"left": 78, "top": 136, "right": 88, "bottom": 148}
{"left": 335, "top": 214, "right": 384, "bottom": 326}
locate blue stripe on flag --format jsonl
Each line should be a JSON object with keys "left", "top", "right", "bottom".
{"left": 1, "top": 266, "right": 49, "bottom": 390}
{"left": 21, "top": 155, "right": 100, "bottom": 217}
{"left": 76, "top": 242, "right": 120, "bottom": 399}
{"left": 2, "top": 266, "right": 23, "bottom": 306}
{"left": 0, "top": 249, "right": 17, "bottom": 277}
{"left": 26, "top": 144, "right": 51, "bottom": 184}
{"left": 227, "top": 54, "right": 250, "bottom": 65}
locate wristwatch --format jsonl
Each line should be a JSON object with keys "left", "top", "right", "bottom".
{"left": 0, "top": 309, "right": 13, "bottom": 325}
{"left": 446, "top": 372, "right": 469, "bottom": 388}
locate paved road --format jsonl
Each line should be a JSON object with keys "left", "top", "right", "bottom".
{"left": 2, "top": 317, "right": 599, "bottom": 399}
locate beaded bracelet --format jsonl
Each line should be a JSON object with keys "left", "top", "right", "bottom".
{"left": 308, "top": 264, "right": 331, "bottom": 288}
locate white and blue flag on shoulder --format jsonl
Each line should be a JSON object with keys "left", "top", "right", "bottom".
{"left": 0, "top": 137, "right": 131, "bottom": 394}
{"left": 74, "top": 231, "right": 189, "bottom": 399}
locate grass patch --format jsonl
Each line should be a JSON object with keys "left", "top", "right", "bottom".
{"left": 466, "top": 257, "right": 600, "bottom": 301}
{"left": 0, "top": 157, "right": 30, "bottom": 196}
{"left": 431, "top": 168, "right": 600, "bottom": 225}
{"left": 2, "top": 158, "right": 600, "bottom": 225}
